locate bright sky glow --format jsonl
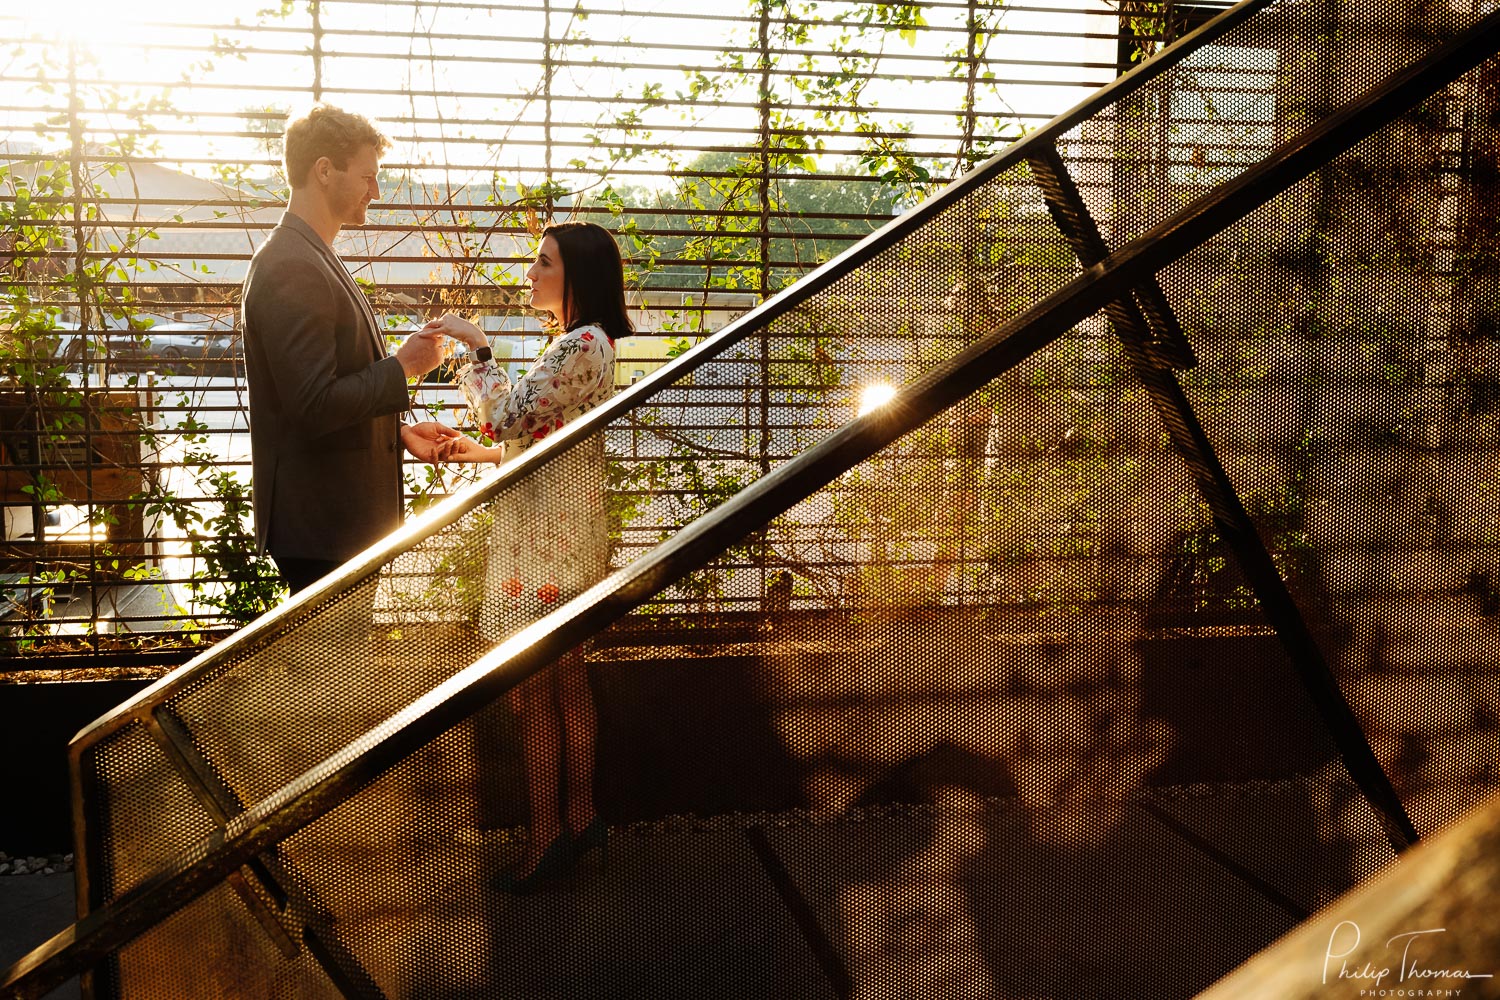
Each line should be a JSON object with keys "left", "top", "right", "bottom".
{"left": 19, "top": 0, "right": 148, "bottom": 49}
{"left": 12, "top": 0, "right": 252, "bottom": 60}
{"left": 2, "top": 0, "right": 1117, "bottom": 194}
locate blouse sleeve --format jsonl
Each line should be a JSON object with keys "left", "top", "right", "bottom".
{"left": 456, "top": 359, "right": 513, "bottom": 440}
{"left": 464, "top": 327, "right": 610, "bottom": 445}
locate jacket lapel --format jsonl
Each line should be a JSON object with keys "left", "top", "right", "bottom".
{"left": 279, "top": 212, "right": 390, "bottom": 359}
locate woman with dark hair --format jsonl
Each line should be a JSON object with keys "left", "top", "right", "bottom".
{"left": 410, "top": 221, "right": 630, "bottom": 892}
{"left": 424, "top": 221, "right": 630, "bottom": 461}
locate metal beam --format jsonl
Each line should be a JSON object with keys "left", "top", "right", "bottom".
{"left": 1025, "top": 144, "right": 1417, "bottom": 853}
{"left": 143, "top": 707, "right": 388, "bottom": 1000}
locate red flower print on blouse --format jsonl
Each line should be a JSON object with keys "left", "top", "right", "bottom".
{"left": 501, "top": 576, "right": 523, "bottom": 597}
{"left": 537, "top": 583, "right": 560, "bottom": 603}
{"left": 457, "top": 322, "right": 614, "bottom": 458}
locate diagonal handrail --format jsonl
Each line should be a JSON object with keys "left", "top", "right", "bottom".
{"left": 68, "top": 0, "right": 1272, "bottom": 751}
{"left": 54, "top": 1, "right": 1281, "bottom": 987}
{"left": 8, "top": 9, "right": 1499, "bottom": 997}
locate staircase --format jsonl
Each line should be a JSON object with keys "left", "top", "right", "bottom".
{"left": 6, "top": 0, "right": 1500, "bottom": 996}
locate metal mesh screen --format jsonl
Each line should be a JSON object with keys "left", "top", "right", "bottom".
{"left": 81, "top": 722, "right": 220, "bottom": 896}
{"left": 46, "top": 1, "right": 1500, "bottom": 998}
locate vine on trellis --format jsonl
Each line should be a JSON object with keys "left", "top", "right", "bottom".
{"left": 1, "top": 0, "right": 1215, "bottom": 650}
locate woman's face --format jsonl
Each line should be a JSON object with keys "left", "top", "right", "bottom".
{"left": 525, "top": 235, "right": 566, "bottom": 322}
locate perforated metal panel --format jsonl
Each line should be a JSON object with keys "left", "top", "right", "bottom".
{"left": 48, "top": 2, "right": 1500, "bottom": 998}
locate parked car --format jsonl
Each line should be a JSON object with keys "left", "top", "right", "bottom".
{"left": 54, "top": 323, "right": 242, "bottom": 374}
{"left": 129, "top": 323, "right": 241, "bottom": 365}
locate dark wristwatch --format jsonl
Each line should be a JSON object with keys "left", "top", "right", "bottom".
{"left": 472, "top": 345, "right": 492, "bottom": 363}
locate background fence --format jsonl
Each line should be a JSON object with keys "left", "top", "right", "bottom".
{"left": 1, "top": 0, "right": 1187, "bottom": 665}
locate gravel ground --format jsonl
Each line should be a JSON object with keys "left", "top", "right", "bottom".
{"left": 0, "top": 852, "right": 74, "bottom": 878}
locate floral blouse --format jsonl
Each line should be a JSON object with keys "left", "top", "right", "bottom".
{"left": 459, "top": 322, "right": 617, "bottom": 641}
{"left": 457, "top": 323, "right": 616, "bottom": 462}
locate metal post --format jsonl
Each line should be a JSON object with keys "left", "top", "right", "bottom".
{"left": 1026, "top": 143, "right": 1418, "bottom": 853}
{"left": 544, "top": 0, "right": 555, "bottom": 223}
{"left": 311, "top": 2, "right": 324, "bottom": 104}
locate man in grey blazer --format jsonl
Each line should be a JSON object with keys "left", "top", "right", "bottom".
{"left": 242, "top": 105, "right": 453, "bottom": 594}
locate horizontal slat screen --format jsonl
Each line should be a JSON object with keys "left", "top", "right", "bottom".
{"left": 0, "top": 0, "right": 1186, "bottom": 663}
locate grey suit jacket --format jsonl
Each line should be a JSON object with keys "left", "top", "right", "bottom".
{"left": 241, "top": 211, "right": 410, "bottom": 562}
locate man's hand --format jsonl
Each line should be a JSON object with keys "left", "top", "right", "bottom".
{"left": 421, "top": 313, "right": 488, "bottom": 351}
{"left": 395, "top": 329, "right": 447, "bottom": 378}
{"left": 400, "top": 421, "right": 462, "bottom": 463}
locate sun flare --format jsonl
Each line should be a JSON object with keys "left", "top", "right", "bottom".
{"left": 857, "top": 383, "right": 899, "bottom": 418}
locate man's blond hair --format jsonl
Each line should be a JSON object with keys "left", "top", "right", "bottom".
{"left": 283, "top": 104, "right": 390, "bottom": 189}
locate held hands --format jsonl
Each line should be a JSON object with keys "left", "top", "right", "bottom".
{"left": 420, "top": 313, "right": 487, "bottom": 352}
{"left": 400, "top": 421, "right": 462, "bottom": 463}
{"left": 434, "top": 434, "right": 496, "bottom": 462}
{"left": 400, "top": 422, "right": 502, "bottom": 464}
{"left": 395, "top": 312, "right": 485, "bottom": 380}
{"left": 395, "top": 329, "right": 446, "bottom": 379}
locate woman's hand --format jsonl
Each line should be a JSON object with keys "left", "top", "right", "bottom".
{"left": 437, "top": 434, "right": 504, "bottom": 463}
{"left": 421, "top": 313, "right": 487, "bottom": 351}
{"left": 400, "top": 421, "right": 462, "bottom": 463}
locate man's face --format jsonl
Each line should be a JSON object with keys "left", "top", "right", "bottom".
{"left": 321, "top": 143, "right": 381, "bottom": 228}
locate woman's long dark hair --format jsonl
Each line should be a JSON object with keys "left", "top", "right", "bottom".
{"left": 544, "top": 221, "right": 634, "bottom": 343}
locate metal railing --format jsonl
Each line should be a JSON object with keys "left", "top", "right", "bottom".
{"left": 8, "top": 0, "right": 1500, "bottom": 994}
